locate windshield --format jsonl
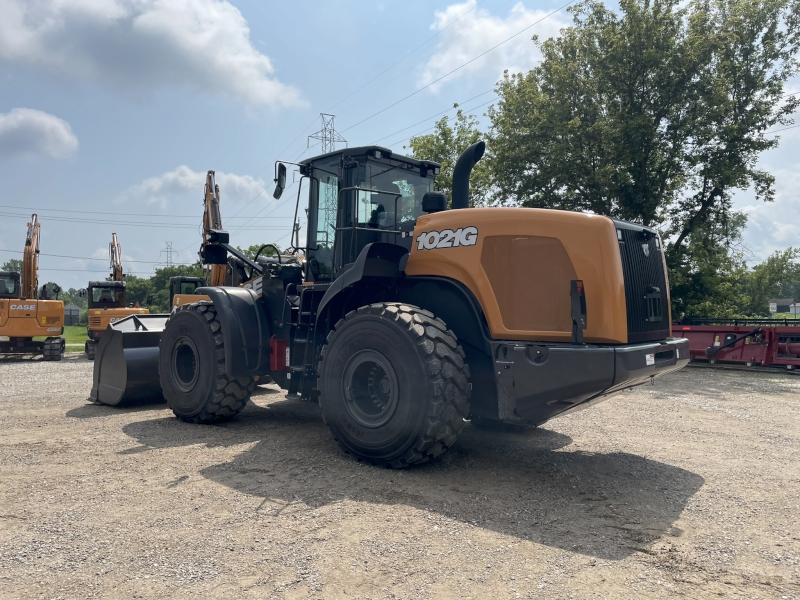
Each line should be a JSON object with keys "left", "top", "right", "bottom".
{"left": 354, "top": 161, "right": 433, "bottom": 230}
{"left": 0, "top": 274, "right": 17, "bottom": 296}
{"left": 178, "top": 281, "right": 200, "bottom": 295}
{"left": 90, "top": 286, "right": 124, "bottom": 306}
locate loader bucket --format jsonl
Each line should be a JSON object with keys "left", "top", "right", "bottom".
{"left": 90, "top": 314, "right": 171, "bottom": 406}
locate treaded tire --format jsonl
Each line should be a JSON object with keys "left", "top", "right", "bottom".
{"left": 318, "top": 302, "right": 470, "bottom": 468}
{"left": 85, "top": 340, "right": 96, "bottom": 361}
{"left": 159, "top": 302, "right": 255, "bottom": 423}
{"left": 42, "top": 337, "right": 64, "bottom": 361}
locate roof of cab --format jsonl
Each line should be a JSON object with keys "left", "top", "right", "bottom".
{"left": 298, "top": 145, "right": 440, "bottom": 169}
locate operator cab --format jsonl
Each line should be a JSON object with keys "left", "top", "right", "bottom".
{"left": 0, "top": 271, "right": 21, "bottom": 299}
{"left": 87, "top": 281, "right": 126, "bottom": 309}
{"left": 169, "top": 276, "right": 205, "bottom": 306}
{"left": 284, "top": 146, "right": 440, "bottom": 282}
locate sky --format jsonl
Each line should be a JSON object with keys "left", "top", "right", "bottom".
{"left": 0, "top": 0, "right": 798, "bottom": 290}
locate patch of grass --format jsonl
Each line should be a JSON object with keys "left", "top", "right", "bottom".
{"left": 62, "top": 325, "right": 88, "bottom": 346}
{"left": 34, "top": 324, "right": 87, "bottom": 347}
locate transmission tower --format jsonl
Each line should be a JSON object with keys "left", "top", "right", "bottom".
{"left": 160, "top": 242, "right": 174, "bottom": 268}
{"left": 308, "top": 113, "right": 346, "bottom": 153}
{"left": 308, "top": 114, "right": 347, "bottom": 243}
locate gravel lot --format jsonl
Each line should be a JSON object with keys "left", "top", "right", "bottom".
{"left": 1, "top": 354, "right": 799, "bottom": 599}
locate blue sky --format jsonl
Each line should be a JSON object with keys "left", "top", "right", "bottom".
{"left": 0, "top": 0, "right": 797, "bottom": 290}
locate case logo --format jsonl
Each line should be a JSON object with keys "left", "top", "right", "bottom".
{"left": 416, "top": 227, "right": 478, "bottom": 250}
{"left": 10, "top": 304, "right": 36, "bottom": 311}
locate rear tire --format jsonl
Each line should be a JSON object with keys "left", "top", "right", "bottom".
{"left": 85, "top": 340, "right": 96, "bottom": 361}
{"left": 318, "top": 303, "right": 470, "bottom": 468}
{"left": 159, "top": 302, "right": 255, "bottom": 423}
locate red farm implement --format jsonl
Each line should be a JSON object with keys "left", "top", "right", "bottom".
{"left": 673, "top": 319, "right": 800, "bottom": 370}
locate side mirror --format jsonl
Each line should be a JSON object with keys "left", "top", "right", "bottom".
{"left": 421, "top": 191, "right": 447, "bottom": 214}
{"left": 146, "top": 295, "right": 154, "bottom": 305}
{"left": 79, "top": 288, "right": 87, "bottom": 298}
{"left": 274, "top": 163, "right": 287, "bottom": 199}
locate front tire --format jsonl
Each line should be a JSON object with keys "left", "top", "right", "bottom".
{"left": 318, "top": 303, "right": 470, "bottom": 468}
{"left": 159, "top": 302, "right": 255, "bottom": 423}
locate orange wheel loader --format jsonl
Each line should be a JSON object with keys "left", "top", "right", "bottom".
{"left": 92, "top": 142, "right": 689, "bottom": 468}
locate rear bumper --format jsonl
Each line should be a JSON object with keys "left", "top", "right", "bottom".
{"left": 493, "top": 337, "right": 689, "bottom": 424}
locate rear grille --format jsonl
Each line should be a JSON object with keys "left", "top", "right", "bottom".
{"left": 89, "top": 316, "right": 102, "bottom": 328}
{"left": 616, "top": 223, "right": 670, "bottom": 343}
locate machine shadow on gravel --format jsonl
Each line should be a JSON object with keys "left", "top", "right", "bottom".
{"left": 66, "top": 398, "right": 167, "bottom": 419}
{"left": 121, "top": 396, "right": 705, "bottom": 560}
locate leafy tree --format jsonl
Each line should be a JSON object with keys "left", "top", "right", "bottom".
{"left": 146, "top": 264, "right": 203, "bottom": 312}
{"left": 490, "top": 0, "right": 799, "bottom": 241}
{"left": 1, "top": 259, "right": 22, "bottom": 272}
{"left": 407, "top": 108, "right": 493, "bottom": 207}
{"left": 741, "top": 248, "right": 800, "bottom": 315}
{"left": 236, "top": 243, "right": 281, "bottom": 260}
{"left": 669, "top": 212, "right": 750, "bottom": 319}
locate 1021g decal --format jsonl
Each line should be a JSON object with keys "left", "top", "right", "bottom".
{"left": 416, "top": 227, "right": 478, "bottom": 250}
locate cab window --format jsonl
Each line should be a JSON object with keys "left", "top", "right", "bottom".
{"left": 0, "top": 274, "right": 17, "bottom": 297}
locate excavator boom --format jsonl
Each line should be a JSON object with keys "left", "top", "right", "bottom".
{"left": 203, "top": 170, "right": 226, "bottom": 287}
{"left": 22, "top": 214, "right": 40, "bottom": 300}
{"left": 110, "top": 232, "right": 123, "bottom": 282}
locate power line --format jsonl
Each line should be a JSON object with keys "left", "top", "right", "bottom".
{"left": 0, "top": 247, "right": 180, "bottom": 264}
{"left": 340, "top": 0, "right": 575, "bottom": 134}
{"left": 327, "top": 0, "right": 490, "bottom": 113}
{"left": 0, "top": 212, "right": 291, "bottom": 230}
{"left": 373, "top": 93, "right": 497, "bottom": 145}
{"left": 0, "top": 204, "right": 282, "bottom": 219}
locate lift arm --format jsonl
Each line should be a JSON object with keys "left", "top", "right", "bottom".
{"left": 202, "top": 171, "right": 227, "bottom": 287}
{"left": 109, "top": 232, "right": 123, "bottom": 281}
{"left": 21, "top": 213, "right": 40, "bottom": 300}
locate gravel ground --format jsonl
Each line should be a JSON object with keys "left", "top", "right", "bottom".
{"left": 1, "top": 354, "right": 799, "bottom": 599}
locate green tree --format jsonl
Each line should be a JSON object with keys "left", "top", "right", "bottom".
{"left": 491, "top": 0, "right": 799, "bottom": 236}
{"left": 1, "top": 259, "right": 22, "bottom": 272}
{"left": 669, "top": 212, "right": 750, "bottom": 320}
{"left": 146, "top": 264, "right": 203, "bottom": 312}
{"left": 407, "top": 108, "right": 493, "bottom": 207}
{"left": 741, "top": 248, "right": 800, "bottom": 315}
{"left": 236, "top": 243, "right": 281, "bottom": 260}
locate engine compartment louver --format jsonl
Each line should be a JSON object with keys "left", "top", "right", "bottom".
{"left": 615, "top": 223, "right": 670, "bottom": 343}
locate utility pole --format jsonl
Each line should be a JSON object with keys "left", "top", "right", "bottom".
{"left": 160, "top": 242, "right": 174, "bottom": 268}
{"left": 309, "top": 114, "right": 347, "bottom": 242}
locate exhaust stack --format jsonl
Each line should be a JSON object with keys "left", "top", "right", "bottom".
{"left": 451, "top": 141, "right": 485, "bottom": 210}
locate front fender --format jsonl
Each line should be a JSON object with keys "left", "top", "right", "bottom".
{"left": 196, "top": 287, "right": 271, "bottom": 378}
{"left": 315, "top": 242, "right": 408, "bottom": 328}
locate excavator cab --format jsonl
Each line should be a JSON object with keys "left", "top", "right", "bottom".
{"left": 0, "top": 272, "right": 21, "bottom": 299}
{"left": 87, "top": 281, "right": 126, "bottom": 309}
{"left": 168, "top": 276, "right": 205, "bottom": 307}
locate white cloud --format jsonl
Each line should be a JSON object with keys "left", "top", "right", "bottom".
{"left": 117, "top": 165, "right": 267, "bottom": 210}
{"left": 0, "top": 108, "right": 79, "bottom": 159}
{"left": 737, "top": 164, "right": 800, "bottom": 260}
{"left": 418, "top": 0, "right": 569, "bottom": 90}
{"left": 0, "top": 0, "right": 304, "bottom": 108}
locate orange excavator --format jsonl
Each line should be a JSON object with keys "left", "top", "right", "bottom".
{"left": 84, "top": 233, "right": 149, "bottom": 360}
{"left": 169, "top": 169, "right": 270, "bottom": 308}
{"left": 168, "top": 170, "right": 224, "bottom": 308}
{"left": 0, "top": 214, "right": 65, "bottom": 360}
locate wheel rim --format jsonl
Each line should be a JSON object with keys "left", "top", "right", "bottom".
{"left": 171, "top": 336, "right": 200, "bottom": 393}
{"left": 342, "top": 349, "right": 399, "bottom": 428}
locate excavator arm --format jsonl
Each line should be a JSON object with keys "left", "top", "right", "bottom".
{"left": 202, "top": 170, "right": 227, "bottom": 287}
{"left": 22, "top": 214, "right": 40, "bottom": 300}
{"left": 109, "top": 232, "right": 123, "bottom": 281}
